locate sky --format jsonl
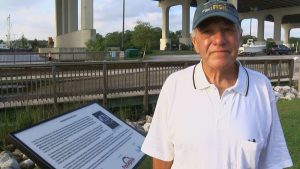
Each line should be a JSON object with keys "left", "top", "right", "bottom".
{"left": 0, "top": 0, "right": 299, "bottom": 41}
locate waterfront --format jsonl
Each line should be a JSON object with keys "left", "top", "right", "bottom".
{"left": 0, "top": 54, "right": 47, "bottom": 64}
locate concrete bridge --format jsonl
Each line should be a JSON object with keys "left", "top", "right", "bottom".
{"left": 40, "top": 0, "right": 96, "bottom": 55}
{"left": 54, "top": 0, "right": 96, "bottom": 48}
{"left": 43, "top": 0, "right": 300, "bottom": 52}
{"left": 154, "top": 0, "right": 300, "bottom": 50}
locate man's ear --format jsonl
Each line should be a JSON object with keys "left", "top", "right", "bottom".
{"left": 192, "top": 37, "right": 200, "bottom": 54}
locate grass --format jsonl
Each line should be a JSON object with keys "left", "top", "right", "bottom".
{"left": 136, "top": 156, "right": 152, "bottom": 169}
{"left": 0, "top": 101, "right": 92, "bottom": 147}
{"left": 111, "top": 105, "right": 145, "bottom": 121}
{"left": 277, "top": 99, "right": 300, "bottom": 169}
{"left": 136, "top": 99, "right": 300, "bottom": 169}
{"left": 1, "top": 99, "right": 299, "bottom": 169}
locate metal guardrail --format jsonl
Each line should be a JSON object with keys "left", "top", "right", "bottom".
{"left": 0, "top": 58, "right": 294, "bottom": 111}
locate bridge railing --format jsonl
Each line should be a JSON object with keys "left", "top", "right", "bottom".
{"left": 0, "top": 58, "right": 294, "bottom": 111}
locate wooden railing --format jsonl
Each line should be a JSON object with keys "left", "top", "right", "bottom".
{"left": 0, "top": 58, "right": 294, "bottom": 111}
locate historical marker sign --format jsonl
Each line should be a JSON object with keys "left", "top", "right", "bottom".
{"left": 9, "top": 103, "right": 145, "bottom": 169}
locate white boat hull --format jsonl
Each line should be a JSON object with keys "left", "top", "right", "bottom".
{"left": 239, "top": 46, "right": 266, "bottom": 56}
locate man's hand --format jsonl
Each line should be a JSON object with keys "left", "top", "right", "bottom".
{"left": 152, "top": 157, "right": 173, "bottom": 169}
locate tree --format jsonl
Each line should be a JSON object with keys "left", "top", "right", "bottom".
{"left": 289, "top": 37, "right": 300, "bottom": 45}
{"left": 14, "top": 35, "right": 30, "bottom": 49}
{"left": 241, "top": 35, "right": 257, "bottom": 45}
{"left": 83, "top": 21, "right": 163, "bottom": 52}
{"left": 266, "top": 38, "right": 276, "bottom": 49}
{"left": 85, "top": 33, "right": 105, "bottom": 51}
{"left": 123, "top": 30, "right": 134, "bottom": 49}
{"left": 150, "top": 27, "right": 162, "bottom": 50}
{"left": 170, "top": 30, "right": 182, "bottom": 50}
{"left": 29, "top": 39, "right": 39, "bottom": 51}
{"left": 37, "top": 40, "right": 48, "bottom": 48}
{"left": 104, "top": 31, "right": 122, "bottom": 48}
{"left": 131, "top": 21, "right": 152, "bottom": 52}
{"left": 289, "top": 37, "right": 300, "bottom": 51}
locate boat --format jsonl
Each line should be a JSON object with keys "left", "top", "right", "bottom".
{"left": 238, "top": 39, "right": 266, "bottom": 56}
{"left": 0, "top": 15, "right": 32, "bottom": 53}
{"left": 1, "top": 15, "right": 13, "bottom": 52}
{"left": 0, "top": 43, "right": 10, "bottom": 52}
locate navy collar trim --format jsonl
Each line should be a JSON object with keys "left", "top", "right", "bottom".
{"left": 192, "top": 62, "right": 249, "bottom": 96}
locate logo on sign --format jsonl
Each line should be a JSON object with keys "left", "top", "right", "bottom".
{"left": 122, "top": 156, "right": 135, "bottom": 169}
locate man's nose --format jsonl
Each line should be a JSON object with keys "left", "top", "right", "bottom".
{"left": 212, "top": 31, "right": 226, "bottom": 46}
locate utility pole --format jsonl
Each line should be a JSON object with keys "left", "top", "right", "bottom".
{"left": 249, "top": 7, "right": 258, "bottom": 37}
{"left": 122, "top": 0, "right": 125, "bottom": 51}
{"left": 250, "top": 18, "right": 252, "bottom": 37}
{"left": 7, "top": 14, "right": 11, "bottom": 48}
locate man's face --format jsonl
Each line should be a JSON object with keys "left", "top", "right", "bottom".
{"left": 192, "top": 17, "right": 241, "bottom": 71}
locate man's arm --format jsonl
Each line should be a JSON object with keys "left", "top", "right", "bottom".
{"left": 152, "top": 157, "right": 173, "bottom": 169}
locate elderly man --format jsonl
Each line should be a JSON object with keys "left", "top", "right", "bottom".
{"left": 141, "top": 0, "right": 293, "bottom": 169}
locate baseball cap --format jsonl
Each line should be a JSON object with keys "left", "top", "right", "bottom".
{"left": 192, "top": 0, "right": 240, "bottom": 29}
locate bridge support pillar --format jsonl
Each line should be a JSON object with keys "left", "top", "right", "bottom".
{"left": 81, "top": 0, "right": 93, "bottom": 30}
{"left": 180, "top": 0, "right": 192, "bottom": 48}
{"left": 282, "top": 24, "right": 292, "bottom": 45}
{"left": 160, "top": 5, "right": 171, "bottom": 50}
{"left": 55, "top": 0, "right": 63, "bottom": 36}
{"left": 62, "top": 0, "right": 68, "bottom": 34}
{"left": 274, "top": 15, "right": 283, "bottom": 44}
{"left": 68, "top": 0, "right": 78, "bottom": 32}
{"left": 52, "top": 0, "right": 95, "bottom": 49}
{"left": 257, "top": 15, "right": 265, "bottom": 42}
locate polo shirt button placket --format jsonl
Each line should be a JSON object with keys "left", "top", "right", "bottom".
{"left": 209, "top": 86, "right": 222, "bottom": 122}
{"left": 218, "top": 95, "right": 229, "bottom": 120}
{"left": 217, "top": 114, "right": 229, "bottom": 132}
{"left": 216, "top": 102, "right": 227, "bottom": 132}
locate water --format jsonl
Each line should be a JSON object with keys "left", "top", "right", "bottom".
{"left": 0, "top": 54, "right": 47, "bottom": 64}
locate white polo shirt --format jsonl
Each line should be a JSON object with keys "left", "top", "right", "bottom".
{"left": 141, "top": 61, "right": 293, "bottom": 169}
